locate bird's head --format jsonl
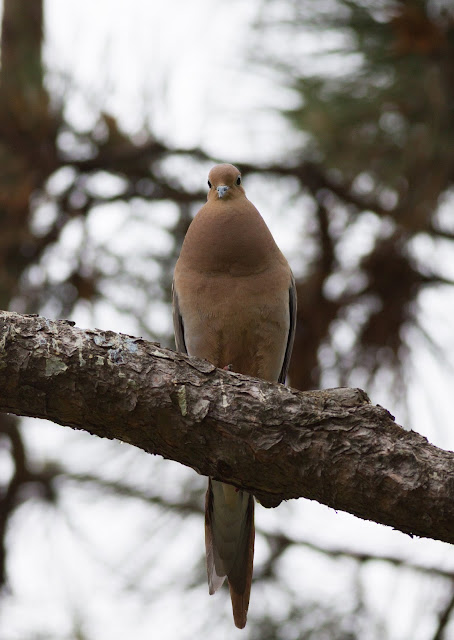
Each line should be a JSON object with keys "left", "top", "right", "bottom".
{"left": 207, "top": 164, "right": 245, "bottom": 201}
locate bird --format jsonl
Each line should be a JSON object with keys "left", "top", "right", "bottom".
{"left": 172, "top": 163, "right": 296, "bottom": 628}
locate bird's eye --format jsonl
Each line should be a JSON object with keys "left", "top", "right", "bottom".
{"left": 236, "top": 176, "right": 241, "bottom": 185}
{"left": 208, "top": 180, "right": 212, "bottom": 188}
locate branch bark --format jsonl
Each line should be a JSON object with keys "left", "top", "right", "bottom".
{"left": 1, "top": 310, "right": 453, "bottom": 545}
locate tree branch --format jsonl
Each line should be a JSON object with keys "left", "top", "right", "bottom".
{"left": 0, "top": 311, "right": 453, "bottom": 545}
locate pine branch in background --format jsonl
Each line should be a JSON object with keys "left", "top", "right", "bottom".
{"left": 254, "top": 0, "right": 454, "bottom": 393}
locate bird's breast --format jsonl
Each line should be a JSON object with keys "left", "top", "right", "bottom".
{"left": 174, "top": 266, "right": 291, "bottom": 382}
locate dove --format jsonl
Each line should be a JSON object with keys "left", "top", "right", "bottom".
{"left": 172, "top": 163, "right": 296, "bottom": 628}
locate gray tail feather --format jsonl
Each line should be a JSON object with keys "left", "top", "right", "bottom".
{"left": 205, "top": 478, "right": 255, "bottom": 628}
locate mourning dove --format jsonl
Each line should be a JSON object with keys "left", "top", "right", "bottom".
{"left": 172, "top": 163, "right": 296, "bottom": 628}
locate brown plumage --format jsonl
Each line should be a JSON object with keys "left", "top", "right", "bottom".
{"left": 172, "top": 163, "right": 296, "bottom": 628}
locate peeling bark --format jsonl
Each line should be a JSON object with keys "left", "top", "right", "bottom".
{"left": 0, "top": 310, "right": 453, "bottom": 544}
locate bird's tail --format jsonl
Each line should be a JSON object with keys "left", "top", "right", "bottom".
{"left": 205, "top": 478, "right": 255, "bottom": 629}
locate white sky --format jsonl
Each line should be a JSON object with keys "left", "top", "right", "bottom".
{"left": 44, "top": 0, "right": 298, "bottom": 158}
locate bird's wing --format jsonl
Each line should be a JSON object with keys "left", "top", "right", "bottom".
{"left": 172, "top": 280, "right": 187, "bottom": 354}
{"left": 278, "top": 274, "right": 297, "bottom": 384}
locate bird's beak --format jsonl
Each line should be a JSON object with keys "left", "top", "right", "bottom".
{"left": 217, "top": 185, "right": 229, "bottom": 199}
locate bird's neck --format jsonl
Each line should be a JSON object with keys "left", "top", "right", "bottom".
{"left": 180, "top": 200, "right": 281, "bottom": 276}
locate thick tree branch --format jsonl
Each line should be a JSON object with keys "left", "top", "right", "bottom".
{"left": 0, "top": 311, "right": 453, "bottom": 545}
